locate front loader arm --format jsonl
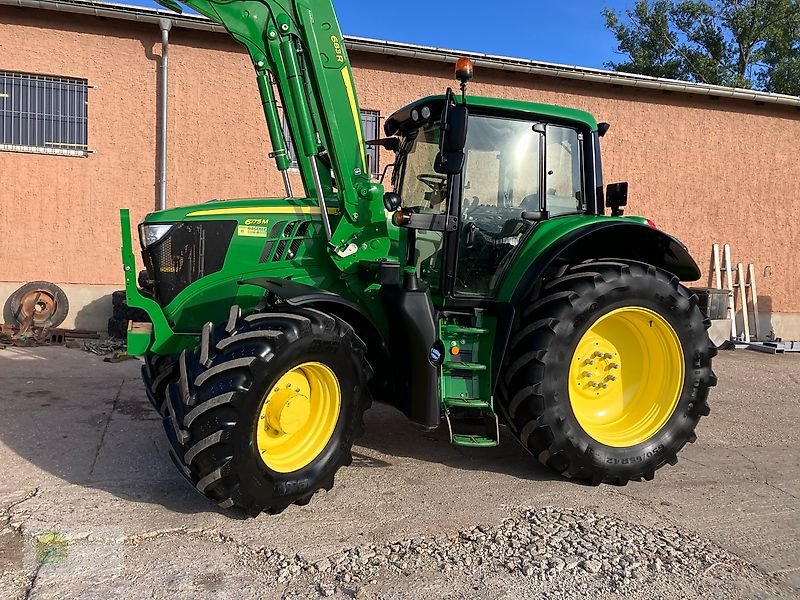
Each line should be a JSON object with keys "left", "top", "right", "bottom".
{"left": 157, "top": 0, "right": 388, "bottom": 268}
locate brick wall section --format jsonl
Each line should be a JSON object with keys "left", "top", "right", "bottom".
{"left": 1, "top": 8, "right": 799, "bottom": 316}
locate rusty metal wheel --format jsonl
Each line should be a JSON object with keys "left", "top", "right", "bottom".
{"left": 3, "top": 282, "right": 69, "bottom": 328}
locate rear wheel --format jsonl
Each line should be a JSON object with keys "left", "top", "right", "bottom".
{"left": 499, "top": 260, "right": 716, "bottom": 485}
{"left": 160, "top": 305, "right": 372, "bottom": 516}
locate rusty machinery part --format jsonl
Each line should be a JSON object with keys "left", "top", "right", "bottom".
{"left": 3, "top": 281, "right": 69, "bottom": 329}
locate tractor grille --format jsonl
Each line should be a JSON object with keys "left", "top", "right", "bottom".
{"left": 142, "top": 221, "right": 236, "bottom": 306}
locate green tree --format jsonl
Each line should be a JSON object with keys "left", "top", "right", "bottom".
{"left": 603, "top": 0, "right": 800, "bottom": 93}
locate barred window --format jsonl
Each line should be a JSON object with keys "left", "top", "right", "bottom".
{"left": 0, "top": 71, "right": 89, "bottom": 157}
{"left": 282, "top": 109, "right": 381, "bottom": 176}
{"left": 360, "top": 109, "right": 380, "bottom": 177}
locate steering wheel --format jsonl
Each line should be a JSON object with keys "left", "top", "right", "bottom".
{"left": 417, "top": 174, "right": 447, "bottom": 190}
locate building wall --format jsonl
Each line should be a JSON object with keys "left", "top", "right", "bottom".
{"left": 1, "top": 8, "right": 799, "bottom": 336}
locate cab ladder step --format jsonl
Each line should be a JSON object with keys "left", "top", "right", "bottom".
{"left": 451, "top": 434, "right": 498, "bottom": 448}
{"left": 442, "top": 362, "right": 487, "bottom": 372}
{"left": 443, "top": 407, "right": 500, "bottom": 448}
{"left": 443, "top": 397, "right": 491, "bottom": 409}
{"left": 440, "top": 324, "right": 489, "bottom": 337}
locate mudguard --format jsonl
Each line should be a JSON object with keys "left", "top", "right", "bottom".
{"left": 492, "top": 221, "right": 701, "bottom": 391}
{"left": 241, "top": 277, "right": 396, "bottom": 411}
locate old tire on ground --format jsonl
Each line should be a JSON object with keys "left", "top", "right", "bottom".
{"left": 499, "top": 260, "right": 716, "bottom": 485}
{"left": 3, "top": 281, "right": 69, "bottom": 328}
{"left": 160, "top": 305, "right": 372, "bottom": 516}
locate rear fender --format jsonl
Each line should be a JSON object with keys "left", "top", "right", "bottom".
{"left": 492, "top": 222, "right": 701, "bottom": 390}
{"left": 508, "top": 221, "right": 700, "bottom": 306}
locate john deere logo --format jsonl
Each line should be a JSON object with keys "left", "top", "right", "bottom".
{"left": 36, "top": 531, "right": 68, "bottom": 566}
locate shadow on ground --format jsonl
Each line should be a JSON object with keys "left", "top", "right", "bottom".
{"left": 0, "top": 346, "right": 556, "bottom": 517}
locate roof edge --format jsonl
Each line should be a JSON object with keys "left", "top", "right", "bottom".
{"left": 2, "top": 0, "right": 799, "bottom": 109}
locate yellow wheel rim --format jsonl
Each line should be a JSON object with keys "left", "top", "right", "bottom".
{"left": 256, "top": 362, "right": 341, "bottom": 473}
{"left": 568, "top": 307, "right": 685, "bottom": 448}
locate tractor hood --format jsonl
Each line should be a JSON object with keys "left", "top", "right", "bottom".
{"left": 141, "top": 197, "right": 340, "bottom": 224}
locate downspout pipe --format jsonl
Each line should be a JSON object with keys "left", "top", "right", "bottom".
{"left": 157, "top": 18, "right": 171, "bottom": 212}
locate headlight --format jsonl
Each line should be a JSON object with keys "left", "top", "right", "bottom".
{"left": 139, "top": 223, "right": 174, "bottom": 248}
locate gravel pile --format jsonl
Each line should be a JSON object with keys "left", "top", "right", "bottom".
{"left": 251, "top": 506, "right": 744, "bottom": 597}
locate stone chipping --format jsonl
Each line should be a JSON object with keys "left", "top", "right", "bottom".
{"left": 246, "top": 506, "right": 752, "bottom": 597}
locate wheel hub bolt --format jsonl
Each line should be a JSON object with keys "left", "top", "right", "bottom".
{"left": 605, "top": 375, "right": 617, "bottom": 382}
{"left": 588, "top": 382, "right": 598, "bottom": 388}
{"left": 582, "top": 371, "right": 593, "bottom": 378}
{"left": 602, "top": 353, "right": 614, "bottom": 359}
{"left": 608, "top": 363, "right": 619, "bottom": 370}
{"left": 584, "top": 359, "right": 595, "bottom": 365}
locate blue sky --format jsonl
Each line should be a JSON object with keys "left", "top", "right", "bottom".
{"left": 129, "top": 0, "right": 633, "bottom": 69}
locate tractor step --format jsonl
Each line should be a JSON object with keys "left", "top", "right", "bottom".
{"left": 443, "top": 409, "right": 500, "bottom": 448}
{"left": 451, "top": 434, "right": 498, "bottom": 448}
{"left": 440, "top": 324, "right": 489, "bottom": 337}
{"left": 438, "top": 315, "right": 497, "bottom": 448}
{"left": 444, "top": 396, "right": 491, "bottom": 409}
{"left": 442, "top": 361, "right": 487, "bottom": 372}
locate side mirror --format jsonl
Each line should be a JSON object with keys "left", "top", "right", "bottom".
{"left": 434, "top": 103, "right": 468, "bottom": 175}
{"left": 606, "top": 182, "right": 628, "bottom": 216}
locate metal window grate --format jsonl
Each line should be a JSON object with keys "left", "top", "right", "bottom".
{"left": 361, "top": 109, "right": 380, "bottom": 177}
{"left": 0, "top": 71, "right": 89, "bottom": 157}
{"left": 282, "top": 108, "right": 381, "bottom": 176}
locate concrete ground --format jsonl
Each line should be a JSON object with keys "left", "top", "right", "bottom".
{"left": 0, "top": 346, "right": 798, "bottom": 599}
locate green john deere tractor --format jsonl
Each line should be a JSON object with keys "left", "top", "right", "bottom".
{"left": 122, "top": 0, "right": 716, "bottom": 516}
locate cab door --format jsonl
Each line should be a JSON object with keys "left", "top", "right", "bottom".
{"left": 451, "top": 116, "right": 586, "bottom": 298}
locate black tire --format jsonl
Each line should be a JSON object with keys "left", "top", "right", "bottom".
{"left": 143, "top": 353, "right": 179, "bottom": 415}
{"left": 112, "top": 290, "right": 127, "bottom": 309}
{"left": 109, "top": 291, "right": 150, "bottom": 338}
{"left": 107, "top": 317, "right": 126, "bottom": 340}
{"left": 499, "top": 260, "right": 717, "bottom": 485}
{"left": 160, "top": 305, "right": 372, "bottom": 516}
{"left": 3, "top": 281, "right": 69, "bottom": 328}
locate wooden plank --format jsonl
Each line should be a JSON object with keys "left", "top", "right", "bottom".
{"left": 748, "top": 264, "right": 761, "bottom": 342}
{"left": 737, "top": 263, "right": 750, "bottom": 343}
{"left": 723, "top": 244, "right": 737, "bottom": 340}
{"left": 712, "top": 244, "right": 722, "bottom": 289}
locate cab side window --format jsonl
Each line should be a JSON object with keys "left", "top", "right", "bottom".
{"left": 546, "top": 125, "right": 584, "bottom": 215}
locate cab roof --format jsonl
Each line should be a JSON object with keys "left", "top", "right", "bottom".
{"left": 385, "top": 95, "right": 598, "bottom": 137}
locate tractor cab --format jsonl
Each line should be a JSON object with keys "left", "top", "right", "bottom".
{"left": 383, "top": 89, "right": 604, "bottom": 302}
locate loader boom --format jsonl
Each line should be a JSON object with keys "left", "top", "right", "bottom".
{"left": 156, "top": 0, "right": 386, "bottom": 266}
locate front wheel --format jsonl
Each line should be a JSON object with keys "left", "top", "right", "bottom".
{"left": 160, "top": 305, "right": 372, "bottom": 516}
{"left": 499, "top": 260, "right": 717, "bottom": 485}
